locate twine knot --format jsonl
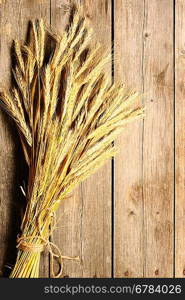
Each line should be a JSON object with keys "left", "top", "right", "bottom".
{"left": 16, "top": 235, "right": 80, "bottom": 278}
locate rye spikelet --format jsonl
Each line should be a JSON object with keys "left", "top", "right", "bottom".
{"left": 0, "top": 5, "right": 143, "bottom": 278}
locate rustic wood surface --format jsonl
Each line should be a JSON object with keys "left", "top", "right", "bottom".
{"left": 142, "top": 0, "right": 174, "bottom": 278}
{"left": 0, "top": 0, "right": 50, "bottom": 277}
{"left": 175, "top": 0, "right": 185, "bottom": 278}
{"left": 51, "top": 0, "right": 112, "bottom": 278}
{"left": 114, "top": 0, "right": 145, "bottom": 278}
{"left": 0, "top": 0, "right": 184, "bottom": 278}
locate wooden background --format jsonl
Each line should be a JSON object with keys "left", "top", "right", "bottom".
{"left": 0, "top": 0, "right": 184, "bottom": 278}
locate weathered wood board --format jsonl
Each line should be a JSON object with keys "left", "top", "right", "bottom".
{"left": 0, "top": 0, "right": 184, "bottom": 278}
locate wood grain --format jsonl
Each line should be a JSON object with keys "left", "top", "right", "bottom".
{"left": 142, "top": 0, "right": 174, "bottom": 277}
{"left": 114, "top": 0, "right": 145, "bottom": 278}
{"left": 114, "top": 0, "right": 174, "bottom": 278}
{"left": 50, "top": 0, "right": 112, "bottom": 278}
{"left": 175, "top": 0, "right": 185, "bottom": 278}
{"left": 0, "top": 0, "right": 50, "bottom": 277}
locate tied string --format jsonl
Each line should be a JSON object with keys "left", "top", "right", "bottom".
{"left": 16, "top": 235, "right": 80, "bottom": 278}
{"left": 16, "top": 212, "right": 80, "bottom": 278}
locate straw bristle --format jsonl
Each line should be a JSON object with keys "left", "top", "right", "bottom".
{"left": 1, "top": 5, "right": 144, "bottom": 278}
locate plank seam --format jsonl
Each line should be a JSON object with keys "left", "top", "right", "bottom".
{"left": 49, "top": 0, "right": 51, "bottom": 278}
{"left": 141, "top": 0, "right": 146, "bottom": 278}
{"left": 173, "top": 0, "right": 176, "bottom": 278}
{"left": 111, "top": 0, "right": 115, "bottom": 279}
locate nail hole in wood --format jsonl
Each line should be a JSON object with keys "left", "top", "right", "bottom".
{"left": 155, "top": 269, "right": 159, "bottom": 275}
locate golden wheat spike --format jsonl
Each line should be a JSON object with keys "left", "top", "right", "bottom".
{"left": 14, "top": 40, "right": 25, "bottom": 74}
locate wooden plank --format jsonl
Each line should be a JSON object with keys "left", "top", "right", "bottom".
{"left": 142, "top": 0, "right": 174, "bottom": 277}
{"left": 114, "top": 0, "right": 174, "bottom": 278}
{"left": 114, "top": 0, "right": 145, "bottom": 278}
{"left": 51, "top": 0, "right": 112, "bottom": 277}
{"left": 175, "top": 0, "right": 185, "bottom": 278}
{"left": 0, "top": 0, "right": 50, "bottom": 277}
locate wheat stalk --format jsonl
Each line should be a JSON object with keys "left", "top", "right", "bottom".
{"left": 0, "top": 4, "right": 144, "bottom": 278}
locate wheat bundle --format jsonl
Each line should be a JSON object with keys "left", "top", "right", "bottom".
{"left": 0, "top": 5, "right": 143, "bottom": 278}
